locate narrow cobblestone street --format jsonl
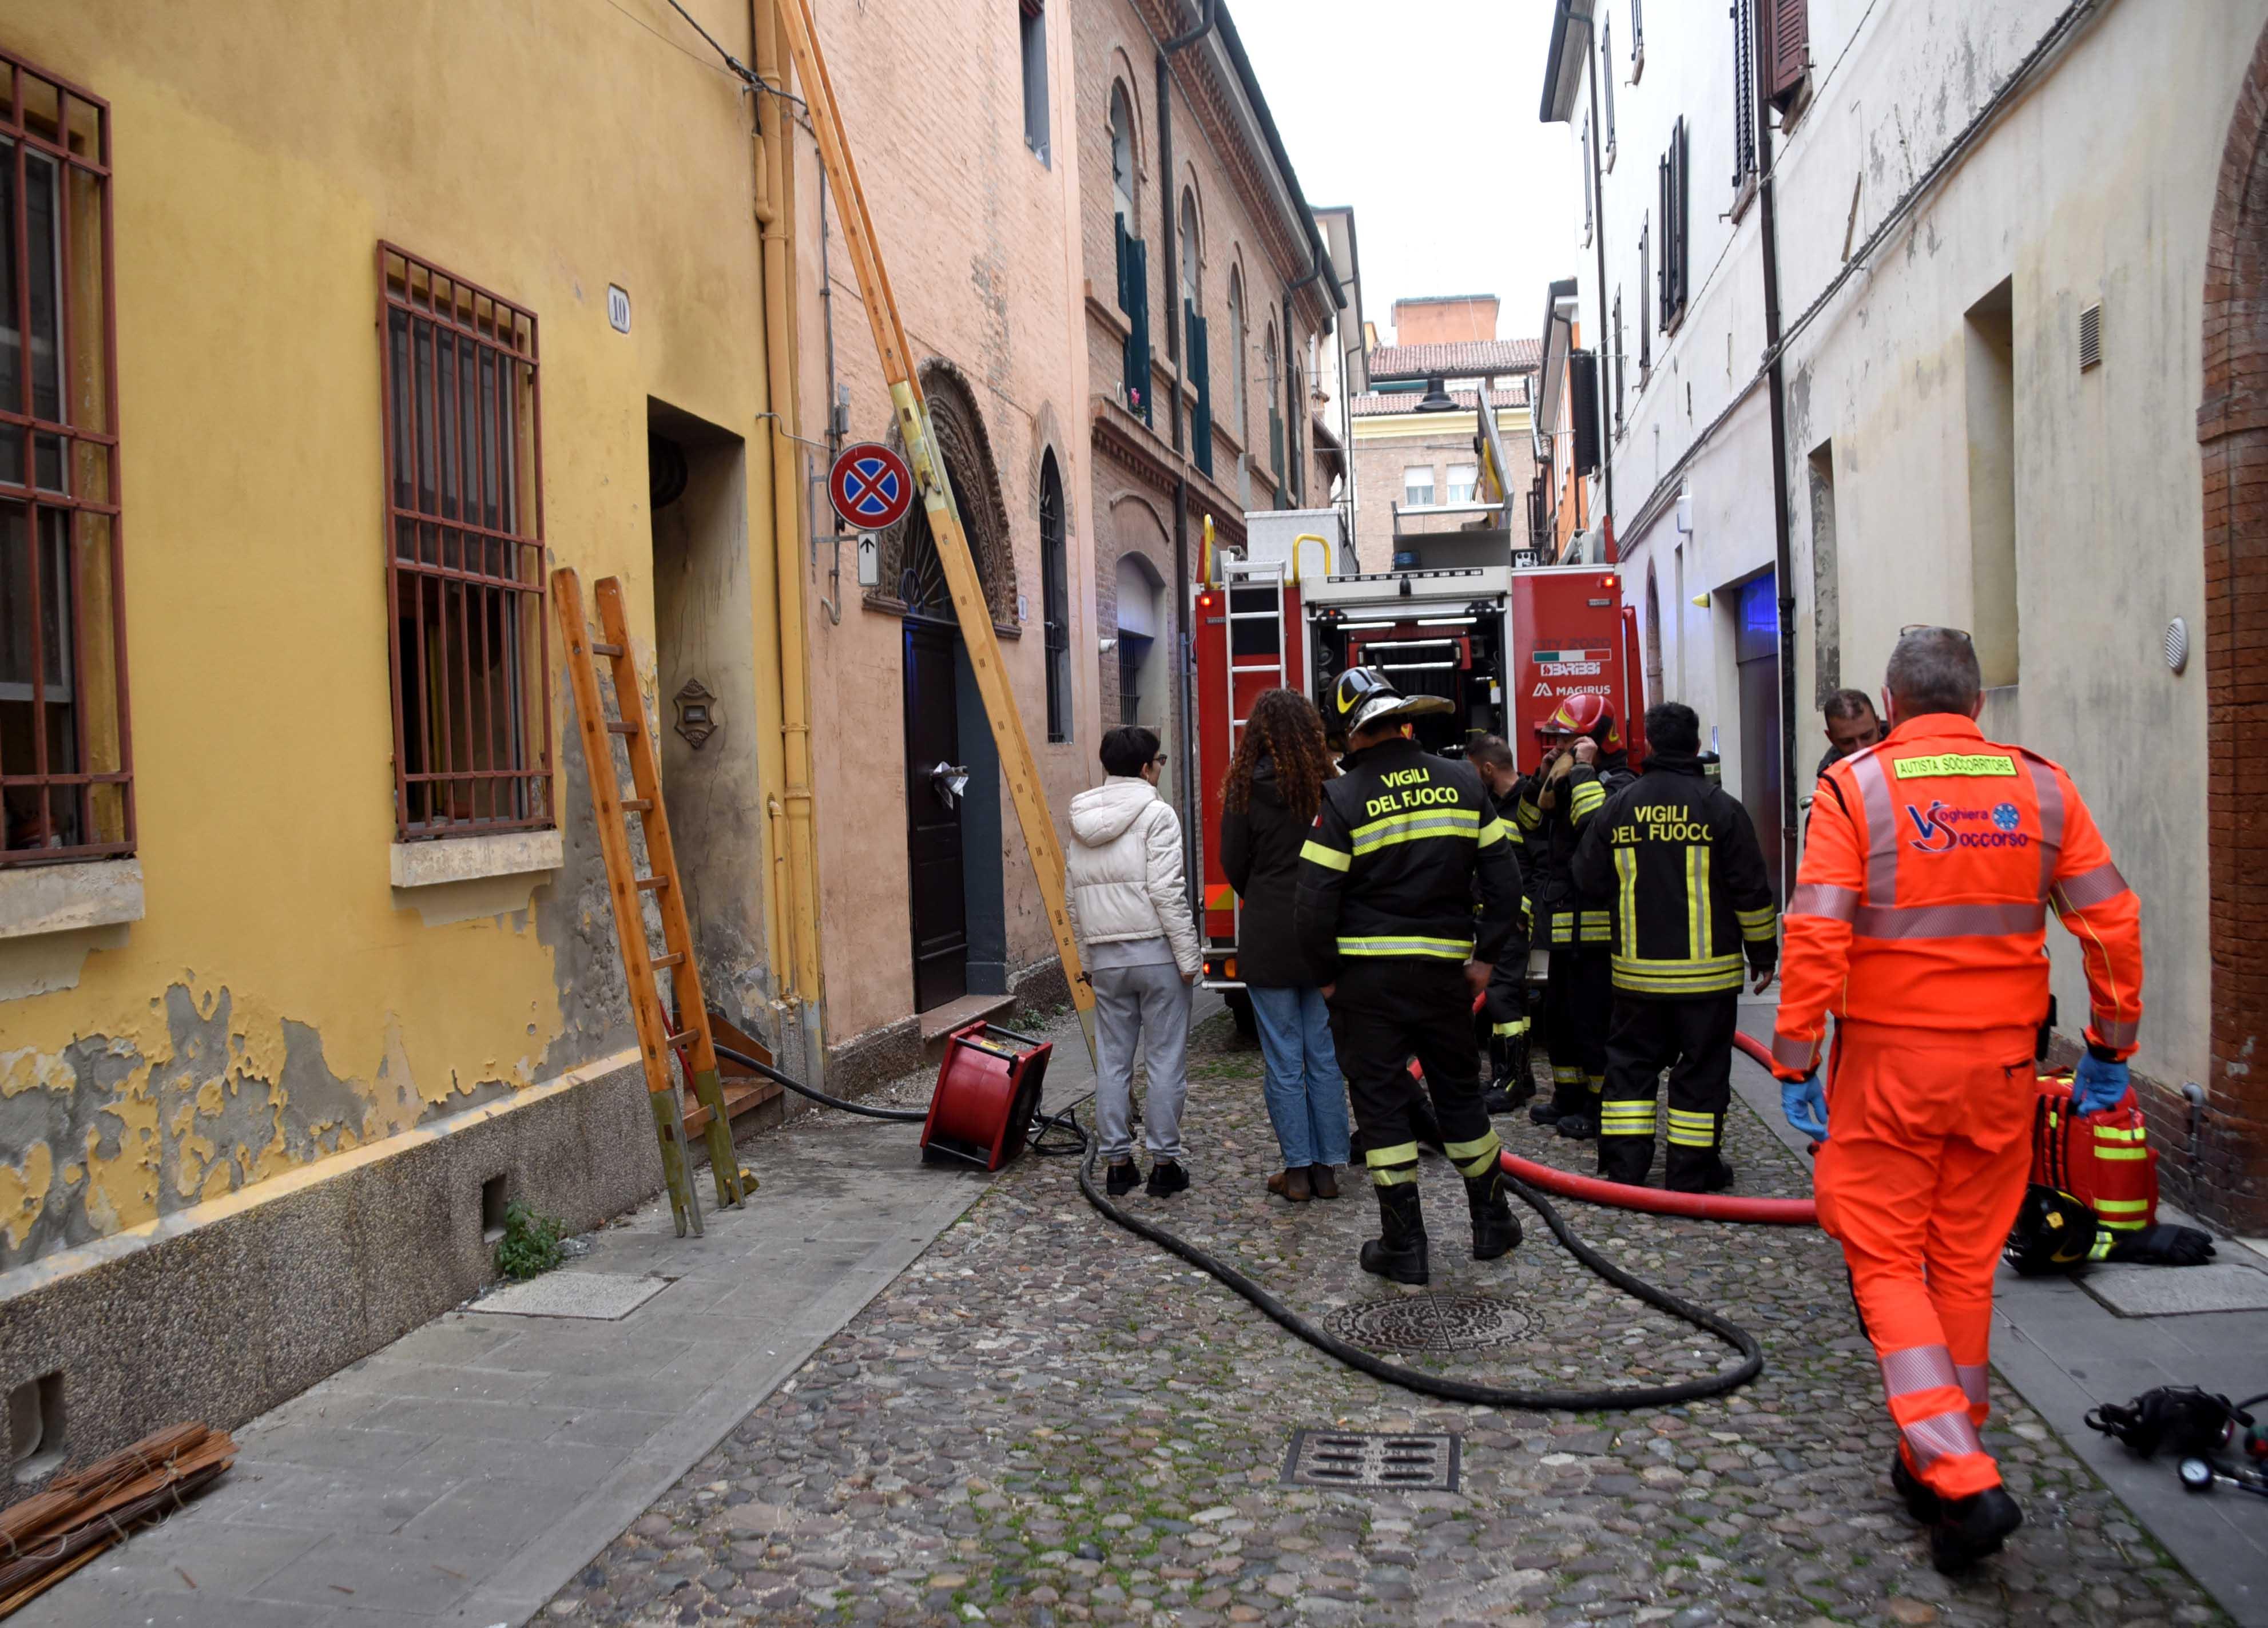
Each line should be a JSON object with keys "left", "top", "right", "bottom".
{"left": 545, "top": 1014, "right": 2226, "bottom": 1628}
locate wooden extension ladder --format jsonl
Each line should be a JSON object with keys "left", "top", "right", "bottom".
{"left": 552, "top": 567, "right": 751, "bottom": 1238}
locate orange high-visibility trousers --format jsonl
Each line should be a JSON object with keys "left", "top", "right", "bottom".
{"left": 1813, "top": 1019, "right": 2037, "bottom": 1501}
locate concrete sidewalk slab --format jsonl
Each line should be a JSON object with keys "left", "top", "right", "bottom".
{"left": 12, "top": 1059, "right": 1008, "bottom": 1628}
{"left": 2079, "top": 1257, "right": 2268, "bottom": 1316}
{"left": 1731, "top": 996, "right": 2268, "bottom": 1626}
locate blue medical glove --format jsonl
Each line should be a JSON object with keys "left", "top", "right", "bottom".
{"left": 2072, "top": 1051, "right": 2131, "bottom": 1115}
{"left": 1781, "top": 1074, "right": 1829, "bottom": 1142}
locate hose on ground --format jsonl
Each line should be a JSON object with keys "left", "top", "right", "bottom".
{"left": 712, "top": 1042, "right": 931, "bottom": 1122}
{"left": 1072, "top": 1105, "right": 1765, "bottom": 1411}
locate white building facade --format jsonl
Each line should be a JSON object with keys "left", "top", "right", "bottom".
{"left": 1541, "top": 0, "right": 2268, "bottom": 1234}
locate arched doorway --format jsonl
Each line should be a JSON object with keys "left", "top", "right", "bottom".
{"left": 2197, "top": 22, "right": 2268, "bottom": 1234}
{"left": 888, "top": 367, "right": 1016, "bottom": 1011}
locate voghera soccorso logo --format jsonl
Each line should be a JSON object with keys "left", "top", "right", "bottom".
{"left": 1905, "top": 800, "right": 2031, "bottom": 854}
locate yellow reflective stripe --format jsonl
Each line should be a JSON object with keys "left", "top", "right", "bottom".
{"left": 2094, "top": 1198, "right": 2152, "bottom": 1213}
{"left": 1667, "top": 1130, "right": 1717, "bottom": 1147}
{"left": 1571, "top": 781, "right": 1606, "bottom": 816}
{"left": 1479, "top": 817, "right": 1512, "bottom": 848}
{"left": 1515, "top": 799, "right": 1543, "bottom": 829}
{"left": 1364, "top": 1141, "right": 1420, "bottom": 1168}
{"left": 1337, "top": 935, "right": 1473, "bottom": 959}
{"left": 1300, "top": 840, "right": 1351, "bottom": 872}
{"left": 2093, "top": 1149, "right": 2150, "bottom": 1161}
{"left": 1491, "top": 1019, "right": 1530, "bottom": 1037}
{"left": 2089, "top": 1229, "right": 2118, "bottom": 1260}
{"left": 1691, "top": 846, "right": 1713, "bottom": 960}
{"left": 1551, "top": 1066, "right": 1585, "bottom": 1085}
{"left": 1349, "top": 809, "right": 1481, "bottom": 855}
{"left": 1737, "top": 904, "right": 1778, "bottom": 944}
{"left": 1444, "top": 1133, "right": 1500, "bottom": 1161}
{"left": 2092, "top": 1126, "right": 2143, "bottom": 1142}
{"left": 1614, "top": 970, "right": 1745, "bottom": 994}
{"left": 1369, "top": 1164, "right": 1418, "bottom": 1186}
{"left": 1615, "top": 847, "right": 1638, "bottom": 958}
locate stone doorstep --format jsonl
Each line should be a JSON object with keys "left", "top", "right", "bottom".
{"left": 917, "top": 989, "right": 1018, "bottom": 1043}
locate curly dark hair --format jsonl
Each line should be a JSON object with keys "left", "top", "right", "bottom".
{"left": 1224, "top": 688, "right": 1333, "bottom": 824}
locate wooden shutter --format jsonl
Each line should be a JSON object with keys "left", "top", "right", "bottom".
{"left": 1769, "top": 0, "right": 1808, "bottom": 102}
{"left": 1731, "top": 0, "right": 1757, "bottom": 186}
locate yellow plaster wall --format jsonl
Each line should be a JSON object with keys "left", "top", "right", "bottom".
{"left": 0, "top": 0, "right": 786, "bottom": 1270}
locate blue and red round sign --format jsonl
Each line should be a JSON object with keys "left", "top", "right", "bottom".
{"left": 828, "top": 442, "right": 914, "bottom": 530}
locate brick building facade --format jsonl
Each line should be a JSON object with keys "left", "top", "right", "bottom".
{"left": 1073, "top": 0, "right": 1343, "bottom": 809}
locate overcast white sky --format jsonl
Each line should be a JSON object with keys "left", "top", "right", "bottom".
{"left": 1230, "top": 0, "right": 1582, "bottom": 347}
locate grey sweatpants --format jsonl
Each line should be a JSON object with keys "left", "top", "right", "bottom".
{"left": 1092, "top": 962, "right": 1191, "bottom": 1162}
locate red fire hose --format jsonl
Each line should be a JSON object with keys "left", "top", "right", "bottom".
{"left": 1484, "top": 1023, "right": 1820, "bottom": 1226}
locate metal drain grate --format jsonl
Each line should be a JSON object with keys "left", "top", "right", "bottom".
{"left": 1281, "top": 1429, "right": 1459, "bottom": 1492}
{"left": 1322, "top": 1293, "right": 1536, "bottom": 1353}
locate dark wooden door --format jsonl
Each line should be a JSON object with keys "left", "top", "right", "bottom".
{"left": 903, "top": 620, "right": 968, "bottom": 1011}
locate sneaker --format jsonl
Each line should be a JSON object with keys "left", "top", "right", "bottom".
{"left": 1555, "top": 1113, "right": 1598, "bottom": 1141}
{"left": 1145, "top": 1160, "right": 1190, "bottom": 1198}
{"left": 1929, "top": 1486, "right": 2023, "bottom": 1574}
{"left": 1105, "top": 1160, "right": 1142, "bottom": 1198}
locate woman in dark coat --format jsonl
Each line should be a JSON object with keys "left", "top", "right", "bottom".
{"left": 1218, "top": 688, "right": 1349, "bottom": 1202}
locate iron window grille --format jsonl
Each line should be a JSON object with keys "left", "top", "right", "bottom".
{"left": 378, "top": 244, "right": 552, "bottom": 840}
{"left": 0, "top": 54, "right": 131, "bottom": 867}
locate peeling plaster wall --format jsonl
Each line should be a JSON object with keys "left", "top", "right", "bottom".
{"left": 0, "top": 0, "right": 786, "bottom": 1276}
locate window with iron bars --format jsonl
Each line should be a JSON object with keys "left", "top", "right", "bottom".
{"left": 1, "top": 54, "right": 130, "bottom": 867}
{"left": 379, "top": 245, "right": 551, "bottom": 840}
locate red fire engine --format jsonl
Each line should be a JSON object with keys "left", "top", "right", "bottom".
{"left": 1191, "top": 557, "right": 1645, "bottom": 1023}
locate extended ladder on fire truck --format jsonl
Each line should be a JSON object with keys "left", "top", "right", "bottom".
{"left": 553, "top": 567, "right": 750, "bottom": 1239}
{"left": 1218, "top": 558, "right": 1288, "bottom": 951}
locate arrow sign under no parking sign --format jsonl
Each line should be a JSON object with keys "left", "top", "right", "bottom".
{"left": 828, "top": 442, "right": 914, "bottom": 531}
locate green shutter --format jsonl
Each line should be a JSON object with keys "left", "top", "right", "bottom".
{"left": 1188, "top": 305, "right": 1212, "bottom": 478}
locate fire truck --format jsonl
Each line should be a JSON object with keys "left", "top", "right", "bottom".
{"left": 1191, "top": 552, "right": 1645, "bottom": 1025}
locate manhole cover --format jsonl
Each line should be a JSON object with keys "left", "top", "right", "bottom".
{"left": 1281, "top": 1429, "right": 1459, "bottom": 1492}
{"left": 1322, "top": 1293, "right": 1535, "bottom": 1352}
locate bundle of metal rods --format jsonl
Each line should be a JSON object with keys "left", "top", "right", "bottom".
{"left": 0, "top": 1423, "right": 236, "bottom": 1616}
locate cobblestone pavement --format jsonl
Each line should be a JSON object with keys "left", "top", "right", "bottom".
{"left": 543, "top": 1013, "right": 2226, "bottom": 1628}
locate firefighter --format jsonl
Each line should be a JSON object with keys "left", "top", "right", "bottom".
{"left": 1467, "top": 735, "right": 1535, "bottom": 1111}
{"left": 1519, "top": 693, "right": 1634, "bottom": 1138}
{"left": 1570, "top": 701, "right": 1777, "bottom": 1191}
{"left": 1296, "top": 668, "right": 1524, "bottom": 1285}
{"left": 1769, "top": 628, "right": 2143, "bottom": 1574}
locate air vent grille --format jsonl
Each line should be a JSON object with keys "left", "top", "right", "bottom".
{"left": 2079, "top": 301, "right": 2103, "bottom": 372}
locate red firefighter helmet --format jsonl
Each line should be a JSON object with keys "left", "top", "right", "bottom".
{"left": 1535, "top": 693, "right": 1622, "bottom": 753}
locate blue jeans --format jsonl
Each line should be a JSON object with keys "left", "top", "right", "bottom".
{"left": 1247, "top": 985, "right": 1350, "bottom": 1169}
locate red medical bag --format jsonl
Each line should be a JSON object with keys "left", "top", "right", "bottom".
{"left": 2030, "top": 1071, "right": 2157, "bottom": 1238}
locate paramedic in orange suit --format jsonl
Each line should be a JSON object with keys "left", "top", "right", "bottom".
{"left": 1769, "top": 628, "right": 2143, "bottom": 1576}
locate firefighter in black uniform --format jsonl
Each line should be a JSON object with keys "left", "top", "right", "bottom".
{"left": 1519, "top": 694, "right": 1635, "bottom": 1139}
{"left": 1570, "top": 701, "right": 1778, "bottom": 1191}
{"left": 1296, "top": 668, "right": 1525, "bottom": 1285}
{"left": 1467, "top": 736, "right": 1535, "bottom": 1111}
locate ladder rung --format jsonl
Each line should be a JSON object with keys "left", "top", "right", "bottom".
{"left": 652, "top": 952, "right": 685, "bottom": 970}
{"left": 623, "top": 798, "right": 653, "bottom": 813}
{"left": 664, "top": 1029, "right": 694, "bottom": 1048}
{"left": 637, "top": 875, "right": 670, "bottom": 891}
{"left": 607, "top": 721, "right": 640, "bottom": 736}
{"left": 592, "top": 641, "right": 625, "bottom": 657}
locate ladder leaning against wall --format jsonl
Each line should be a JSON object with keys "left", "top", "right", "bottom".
{"left": 552, "top": 567, "right": 752, "bottom": 1238}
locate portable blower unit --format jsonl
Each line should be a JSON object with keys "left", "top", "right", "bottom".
{"left": 920, "top": 1021, "right": 1054, "bottom": 1171}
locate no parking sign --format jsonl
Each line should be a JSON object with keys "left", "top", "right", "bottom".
{"left": 828, "top": 442, "right": 914, "bottom": 531}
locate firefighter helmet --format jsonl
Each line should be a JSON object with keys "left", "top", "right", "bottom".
{"left": 1330, "top": 666, "right": 1451, "bottom": 737}
{"left": 1536, "top": 692, "right": 1622, "bottom": 752}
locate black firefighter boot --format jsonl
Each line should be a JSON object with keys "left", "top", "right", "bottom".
{"left": 1359, "top": 1181, "right": 1430, "bottom": 1285}
{"left": 1464, "top": 1166, "right": 1523, "bottom": 1260}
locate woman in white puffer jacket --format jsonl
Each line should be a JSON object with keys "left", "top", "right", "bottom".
{"left": 1063, "top": 725, "right": 1202, "bottom": 1198}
